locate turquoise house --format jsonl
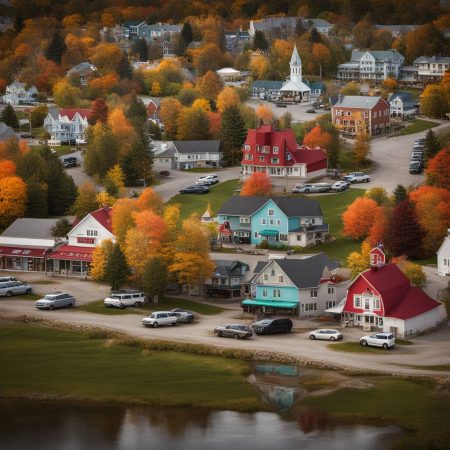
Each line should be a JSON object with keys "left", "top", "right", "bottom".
{"left": 217, "top": 196, "right": 328, "bottom": 247}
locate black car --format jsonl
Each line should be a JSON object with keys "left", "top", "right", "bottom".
{"left": 179, "top": 185, "right": 209, "bottom": 194}
{"left": 409, "top": 161, "right": 423, "bottom": 174}
{"left": 252, "top": 318, "right": 293, "bottom": 335}
{"left": 63, "top": 157, "right": 78, "bottom": 168}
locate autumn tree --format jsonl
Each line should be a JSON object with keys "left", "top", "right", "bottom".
{"left": 90, "top": 239, "right": 114, "bottom": 282}
{"left": 112, "top": 198, "right": 138, "bottom": 247}
{"left": 89, "top": 98, "right": 108, "bottom": 125}
{"left": 393, "top": 184, "right": 408, "bottom": 204}
{"left": 424, "top": 129, "right": 440, "bottom": 161}
{"left": 303, "top": 126, "right": 333, "bottom": 149}
{"left": 216, "top": 87, "right": 240, "bottom": 113}
{"left": 136, "top": 188, "right": 164, "bottom": 214}
{"left": 241, "top": 172, "right": 272, "bottom": 196}
{"left": 221, "top": 105, "right": 246, "bottom": 166}
{"left": 255, "top": 103, "right": 273, "bottom": 125}
{"left": 160, "top": 97, "right": 182, "bottom": 140}
{"left": 142, "top": 256, "right": 168, "bottom": 302}
{"left": 311, "top": 43, "right": 331, "bottom": 79}
{"left": 192, "top": 98, "right": 211, "bottom": 112}
{"left": 365, "top": 187, "right": 390, "bottom": 206}
{"left": 0, "top": 104, "right": 19, "bottom": 128}
{"left": 72, "top": 182, "right": 99, "bottom": 220}
{"left": 340, "top": 82, "right": 360, "bottom": 96}
{"left": 426, "top": 147, "right": 450, "bottom": 190}
{"left": 420, "top": 84, "right": 447, "bottom": 118}
{"left": 353, "top": 131, "right": 371, "bottom": 166}
{"left": 90, "top": 43, "right": 122, "bottom": 73}
{"left": 192, "top": 43, "right": 223, "bottom": 75}
{"left": 30, "top": 105, "right": 48, "bottom": 128}
{"left": 0, "top": 176, "right": 27, "bottom": 228}
{"left": 384, "top": 199, "right": 424, "bottom": 259}
{"left": 0, "top": 159, "right": 16, "bottom": 178}
{"left": 133, "top": 210, "right": 167, "bottom": 248}
{"left": 382, "top": 77, "right": 398, "bottom": 92}
{"left": 176, "top": 107, "right": 211, "bottom": 140}
{"left": 103, "top": 165, "right": 125, "bottom": 198}
{"left": 197, "top": 71, "right": 223, "bottom": 104}
{"left": 53, "top": 78, "right": 81, "bottom": 108}
{"left": 342, "top": 197, "right": 380, "bottom": 240}
{"left": 347, "top": 240, "right": 371, "bottom": 278}
{"left": 403, "top": 262, "right": 426, "bottom": 286}
{"left": 249, "top": 55, "right": 271, "bottom": 79}
{"left": 104, "top": 243, "right": 129, "bottom": 290}
{"left": 107, "top": 107, "right": 136, "bottom": 160}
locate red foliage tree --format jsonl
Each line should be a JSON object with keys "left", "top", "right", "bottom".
{"left": 240, "top": 172, "right": 272, "bottom": 196}
{"left": 89, "top": 98, "right": 109, "bottom": 125}
{"left": 426, "top": 147, "right": 450, "bottom": 190}
{"left": 0, "top": 159, "right": 17, "bottom": 178}
{"left": 342, "top": 197, "right": 380, "bottom": 240}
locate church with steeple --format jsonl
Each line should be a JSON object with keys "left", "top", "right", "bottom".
{"left": 279, "top": 46, "right": 311, "bottom": 102}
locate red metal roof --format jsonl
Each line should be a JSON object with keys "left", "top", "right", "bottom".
{"left": 292, "top": 147, "right": 327, "bottom": 166}
{"left": 90, "top": 207, "right": 113, "bottom": 233}
{"left": 47, "top": 245, "right": 94, "bottom": 262}
{"left": 59, "top": 108, "right": 91, "bottom": 120}
{"left": 0, "top": 246, "right": 48, "bottom": 258}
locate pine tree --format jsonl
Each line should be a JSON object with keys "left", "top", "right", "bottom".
{"left": 45, "top": 31, "right": 67, "bottom": 64}
{"left": 424, "top": 129, "right": 440, "bottom": 161}
{"left": 253, "top": 30, "right": 269, "bottom": 52}
{"left": 385, "top": 199, "right": 425, "bottom": 259}
{"left": 25, "top": 178, "right": 48, "bottom": 218}
{"left": 181, "top": 21, "right": 193, "bottom": 46}
{"left": 295, "top": 19, "right": 305, "bottom": 37}
{"left": 104, "top": 244, "right": 128, "bottom": 291}
{"left": 393, "top": 184, "right": 407, "bottom": 204}
{"left": 50, "top": 217, "right": 72, "bottom": 239}
{"left": 117, "top": 51, "right": 132, "bottom": 79}
{"left": 131, "top": 38, "right": 148, "bottom": 62}
{"left": 142, "top": 257, "right": 168, "bottom": 302}
{"left": 0, "top": 104, "right": 19, "bottom": 128}
{"left": 309, "top": 27, "right": 322, "bottom": 43}
{"left": 14, "top": 13, "right": 23, "bottom": 33}
{"left": 126, "top": 92, "right": 148, "bottom": 128}
{"left": 221, "top": 105, "right": 247, "bottom": 166}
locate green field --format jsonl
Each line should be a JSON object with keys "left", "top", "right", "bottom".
{"left": 78, "top": 296, "right": 226, "bottom": 316}
{"left": 168, "top": 179, "right": 240, "bottom": 221}
{"left": 0, "top": 324, "right": 264, "bottom": 411}
{"left": 399, "top": 119, "right": 439, "bottom": 136}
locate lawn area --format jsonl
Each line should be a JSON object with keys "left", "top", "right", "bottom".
{"left": 0, "top": 324, "right": 264, "bottom": 411}
{"left": 328, "top": 342, "right": 385, "bottom": 354}
{"left": 399, "top": 119, "right": 440, "bottom": 136}
{"left": 168, "top": 179, "right": 240, "bottom": 221}
{"left": 10, "top": 293, "right": 42, "bottom": 301}
{"left": 302, "top": 378, "right": 450, "bottom": 449}
{"left": 78, "top": 296, "right": 226, "bottom": 316}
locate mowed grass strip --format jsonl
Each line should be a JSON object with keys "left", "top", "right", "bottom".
{"left": 0, "top": 325, "right": 265, "bottom": 411}
{"left": 328, "top": 342, "right": 385, "bottom": 354}
{"left": 399, "top": 119, "right": 439, "bottom": 136}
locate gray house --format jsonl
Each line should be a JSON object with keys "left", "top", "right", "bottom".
{"left": 0, "top": 122, "right": 16, "bottom": 142}
{"left": 388, "top": 92, "right": 418, "bottom": 119}
{"left": 205, "top": 260, "right": 250, "bottom": 298}
{"left": 173, "top": 140, "right": 222, "bottom": 169}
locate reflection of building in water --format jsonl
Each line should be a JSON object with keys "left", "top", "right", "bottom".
{"left": 254, "top": 364, "right": 298, "bottom": 377}
{"left": 296, "top": 407, "right": 329, "bottom": 434}
{"left": 255, "top": 383, "right": 299, "bottom": 410}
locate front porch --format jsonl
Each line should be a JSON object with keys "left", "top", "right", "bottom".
{"left": 242, "top": 299, "right": 299, "bottom": 316}
{"left": 341, "top": 312, "right": 384, "bottom": 331}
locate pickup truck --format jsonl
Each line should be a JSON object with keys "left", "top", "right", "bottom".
{"left": 343, "top": 172, "right": 370, "bottom": 183}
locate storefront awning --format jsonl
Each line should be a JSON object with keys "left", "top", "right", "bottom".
{"left": 242, "top": 299, "right": 298, "bottom": 308}
{"left": 0, "top": 246, "right": 48, "bottom": 258}
{"left": 47, "top": 245, "right": 94, "bottom": 262}
{"left": 259, "top": 230, "right": 279, "bottom": 236}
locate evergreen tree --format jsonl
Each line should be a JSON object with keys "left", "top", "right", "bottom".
{"left": 126, "top": 92, "right": 148, "bottom": 128}
{"left": 181, "top": 21, "right": 193, "bottom": 46}
{"left": 253, "top": 30, "right": 269, "bottom": 52}
{"left": 14, "top": 13, "right": 24, "bottom": 33}
{"left": 309, "top": 27, "right": 322, "bottom": 43}
{"left": 295, "top": 18, "right": 305, "bottom": 37}
{"left": 385, "top": 199, "right": 425, "bottom": 259}
{"left": 117, "top": 51, "right": 132, "bottom": 79}
{"left": 142, "top": 257, "right": 168, "bottom": 302}
{"left": 72, "top": 183, "right": 99, "bottom": 219}
{"left": 131, "top": 38, "right": 148, "bottom": 62}
{"left": 148, "top": 120, "right": 162, "bottom": 140}
{"left": 45, "top": 31, "right": 67, "bottom": 64}
{"left": 0, "top": 104, "right": 19, "bottom": 128}
{"left": 50, "top": 217, "right": 72, "bottom": 239}
{"left": 393, "top": 184, "right": 407, "bottom": 204}
{"left": 424, "top": 129, "right": 440, "bottom": 161}
{"left": 221, "top": 105, "right": 246, "bottom": 166}
{"left": 104, "top": 243, "right": 128, "bottom": 291}
{"left": 25, "top": 178, "right": 48, "bottom": 218}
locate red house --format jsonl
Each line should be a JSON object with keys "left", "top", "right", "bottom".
{"left": 338, "top": 246, "right": 444, "bottom": 337}
{"left": 331, "top": 95, "right": 390, "bottom": 136}
{"left": 241, "top": 125, "right": 327, "bottom": 182}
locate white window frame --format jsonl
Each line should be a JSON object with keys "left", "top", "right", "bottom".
{"left": 277, "top": 275, "right": 284, "bottom": 283}
{"left": 262, "top": 288, "right": 268, "bottom": 297}
{"left": 354, "top": 296, "right": 361, "bottom": 308}
{"left": 310, "top": 289, "right": 318, "bottom": 298}
{"left": 268, "top": 209, "right": 274, "bottom": 216}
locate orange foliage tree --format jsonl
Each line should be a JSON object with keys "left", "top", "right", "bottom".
{"left": 216, "top": 87, "right": 240, "bottom": 113}
{"left": 107, "top": 107, "right": 136, "bottom": 159}
{"left": 302, "top": 126, "right": 333, "bottom": 149}
{"left": 409, "top": 186, "right": 450, "bottom": 253}
{"left": 133, "top": 210, "right": 167, "bottom": 246}
{"left": 111, "top": 198, "right": 138, "bottom": 246}
{"left": 240, "top": 172, "right": 272, "bottom": 196}
{"left": 197, "top": 70, "right": 223, "bottom": 103}
{"left": 342, "top": 197, "right": 381, "bottom": 240}
{"left": 255, "top": 104, "right": 273, "bottom": 124}
{"left": 0, "top": 176, "right": 27, "bottom": 228}
{"left": 0, "top": 160, "right": 17, "bottom": 178}
{"left": 426, "top": 148, "right": 450, "bottom": 190}
{"left": 160, "top": 98, "right": 182, "bottom": 140}
{"left": 207, "top": 111, "right": 222, "bottom": 138}
{"left": 136, "top": 187, "right": 164, "bottom": 214}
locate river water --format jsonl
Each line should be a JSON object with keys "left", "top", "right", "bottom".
{"left": 0, "top": 364, "right": 403, "bottom": 449}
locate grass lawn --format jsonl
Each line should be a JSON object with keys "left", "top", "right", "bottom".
{"left": 168, "top": 179, "right": 240, "bottom": 221}
{"left": 31, "top": 280, "right": 59, "bottom": 285}
{"left": 11, "top": 293, "right": 41, "bottom": 301}
{"left": 328, "top": 342, "right": 385, "bottom": 354}
{"left": 302, "top": 378, "right": 450, "bottom": 449}
{"left": 78, "top": 297, "right": 226, "bottom": 316}
{"left": 0, "top": 324, "right": 264, "bottom": 411}
{"left": 399, "top": 119, "right": 439, "bottom": 136}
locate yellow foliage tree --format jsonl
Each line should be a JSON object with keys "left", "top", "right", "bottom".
{"left": 347, "top": 241, "right": 372, "bottom": 278}
{"left": 111, "top": 198, "right": 138, "bottom": 247}
{"left": 107, "top": 107, "right": 137, "bottom": 159}
{"left": 0, "top": 176, "right": 27, "bottom": 228}
{"left": 103, "top": 164, "right": 125, "bottom": 198}
{"left": 96, "top": 191, "right": 116, "bottom": 207}
{"left": 90, "top": 239, "right": 114, "bottom": 281}
{"left": 255, "top": 103, "right": 273, "bottom": 124}
{"left": 151, "top": 81, "right": 162, "bottom": 96}
{"left": 124, "top": 227, "right": 154, "bottom": 276}
{"left": 136, "top": 187, "right": 164, "bottom": 214}
{"left": 216, "top": 87, "right": 241, "bottom": 113}
{"left": 192, "top": 98, "right": 211, "bottom": 112}
{"left": 249, "top": 55, "right": 271, "bottom": 79}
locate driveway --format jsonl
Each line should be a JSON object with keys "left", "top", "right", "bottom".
{"left": 246, "top": 99, "right": 323, "bottom": 123}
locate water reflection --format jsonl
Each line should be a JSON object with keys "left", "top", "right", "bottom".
{"left": 0, "top": 399, "right": 402, "bottom": 450}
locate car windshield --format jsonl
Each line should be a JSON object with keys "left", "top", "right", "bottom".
{"left": 43, "top": 295, "right": 55, "bottom": 300}
{"left": 110, "top": 295, "right": 121, "bottom": 299}
{"left": 259, "top": 320, "right": 272, "bottom": 324}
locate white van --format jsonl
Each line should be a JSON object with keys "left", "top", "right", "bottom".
{"left": 268, "top": 254, "right": 286, "bottom": 260}
{"left": 104, "top": 290, "right": 146, "bottom": 309}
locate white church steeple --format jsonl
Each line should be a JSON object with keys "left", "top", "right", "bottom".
{"left": 290, "top": 46, "right": 302, "bottom": 84}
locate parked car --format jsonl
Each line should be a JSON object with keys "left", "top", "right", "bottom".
{"left": 104, "top": 290, "right": 146, "bottom": 308}
{"left": 214, "top": 324, "right": 253, "bottom": 339}
{"left": 35, "top": 292, "right": 76, "bottom": 310}
{"left": 360, "top": 332, "right": 395, "bottom": 349}
{"left": 63, "top": 157, "right": 78, "bottom": 168}
{"left": 171, "top": 308, "right": 195, "bottom": 323}
{"left": 171, "top": 311, "right": 194, "bottom": 323}
{"left": 292, "top": 183, "right": 332, "bottom": 194}
{"left": 410, "top": 153, "right": 423, "bottom": 162}
{"left": 0, "top": 281, "right": 32, "bottom": 297}
{"left": 252, "top": 318, "right": 293, "bottom": 335}
{"left": 196, "top": 174, "right": 219, "bottom": 185}
{"left": 159, "top": 170, "right": 170, "bottom": 177}
{"left": 331, "top": 180, "right": 350, "bottom": 192}
{"left": 179, "top": 185, "right": 209, "bottom": 194}
{"left": 0, "top": 276, "right": 18, "bottom": 283}
{"left": 343, "top": 172, "right": 370, "bottom": 183}
{"left": 309, "top": 329, "right": 342, "bottom": 341}
{"left": 142, "top": 311, "right": 178, "bottom": 328}
{"left": 409, "top": 161, "right": 423, "bottom": 174}
{"left": 414, "top": 138, "right": 425, "bottom": 144}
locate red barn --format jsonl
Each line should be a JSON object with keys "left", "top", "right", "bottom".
{"left": 331, "top": 95, "right": 390, "bottom": 136}
{"left": 241, "top": 125, "right": 327, "bottom": 182}
{"left": 338, "top": 246, "right": 444, "bottom": 337}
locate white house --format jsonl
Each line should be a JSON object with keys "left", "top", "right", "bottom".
{"left": 47, "top": 207, "right": 114, "bottom": 277}
{"left": 44, "top": 107, "right": 91, "bottom": 144}
{"left": 437, "top": 230, "right": 450, "bottom": 277}
{"left": 153, "top": 141, "right": 175, "bottom": 171}
{"left": 388, "top": 92, "right": 418, "bottom": 119}
{"left": 413, "top": 56, "right": 450, "bottom": 82}
{"left": 173, "top": 140, "right": 222, "bottom": 169}
{"left": 137, "top": 23, "right": 182, "bottom": 42}
{"left": 3, "top": 81, "right": 38, "bottom": 105}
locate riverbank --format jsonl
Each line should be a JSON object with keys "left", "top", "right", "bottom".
{"left": 1, "top": 321, "right": 450, "bottom": 449}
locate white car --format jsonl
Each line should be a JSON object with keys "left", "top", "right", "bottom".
{"left": 309, "top": 329, "right": 343, "bottom": 341}
{"left": 104, "top": 290, "right": 146, "bottom": 309}
{"left": 35, "top": 292, "right": 76, "bottom": 310}
{"left": 195, "top": 174, "right": 219, "bottom": 185}
{"left": 360, "top": 332, "right": 395, "bottom": 349}
{"left": 331, "top": 180, "right": 350, "bottom": 192}
{"left": 142, "top": 311, "right": 178, "bottom": 328}
{"left": 343, "top": 172, "right": 370, "bottom": 183}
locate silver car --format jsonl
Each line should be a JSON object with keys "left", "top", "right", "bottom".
{"left": 214, "top": 324, "right": 253, "bottom": 339}
{"left": 35, "top": 292, "right": 76, "bottom": 310}
{"left": 292, "top": 183, "right": 332, "bottom": 194}
{"left": 0, "top": 281, "right": 32, "bottom": 297}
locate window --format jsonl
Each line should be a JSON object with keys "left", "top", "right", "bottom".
{"left": 276, "top": 219, "right": 281, "bottom": 225}
{"left": 354, "top": 296, "right": 361, "bottom": 308}
{"left": 296, "top": 235, "right": 301, "bottom": 241}
{"left": 279, "top": 233, "right": 288, "bottom": 241}
{"left": 328, "top": 286, "right": 335, "bottom": 294}
{"left": 268, "top": 209, "right": 274, "bottom": 216}
{"left": 304, "top": 303, "right": 317, "bottom": 312}
{"left": 244, "top": 145, "right": 250, "bottom": 150}
{"left": 269, "top": 219, "right": 274, "bottom": 225}
{"left": 273, "top": 146, "right": 279, "bottom": 154}
{"left": 271, "top": 157, "right": 279, "bottom": 164}
{"left": 271, "top": 268, "right": 275, "bottom": 276}
{"left": 262, "top": 288, "right": 268, "bottom": 297}
{"left": 278, "top": 275, "right": 284, "bottom": 282}
{"left": 373, "top": 298, "right": 380, "bottom": 310}
{"left": 86, "top": 230, "right": 98, "bottom": 237}
{"left": 273, "top": 289, "right": 281, "bottom": 298}
{"left": 240, "top": 217, "right": 250, "bottom": 223}
{"left": 263, "top": 273, "right": 269, "bottom": 281}
{"left": 259, "top": 156, "right": 265, "bottom": 162}
{"left": 260, "top": 218, "right": 267, "bottom": 225}
{"left": 254, "top": 232, "right": 258, "bottom": 238}
{"left": 326, "top": 301, "right": 336, "bottom": 309}
{"left": 245, "top": 154, "right": 253, "bottom": 160}
{"left": 364, "top": 297, "right": 370, "bottom": 309}
{"left": 310, "top": 289, "right": 318, "bottom": 298}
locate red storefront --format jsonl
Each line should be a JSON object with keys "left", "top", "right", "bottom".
{"left": 0, "top": 246, "right": 48, "bottom": 272}
{"left": 47, "top": 245, "right": 94, "bottom": 277}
